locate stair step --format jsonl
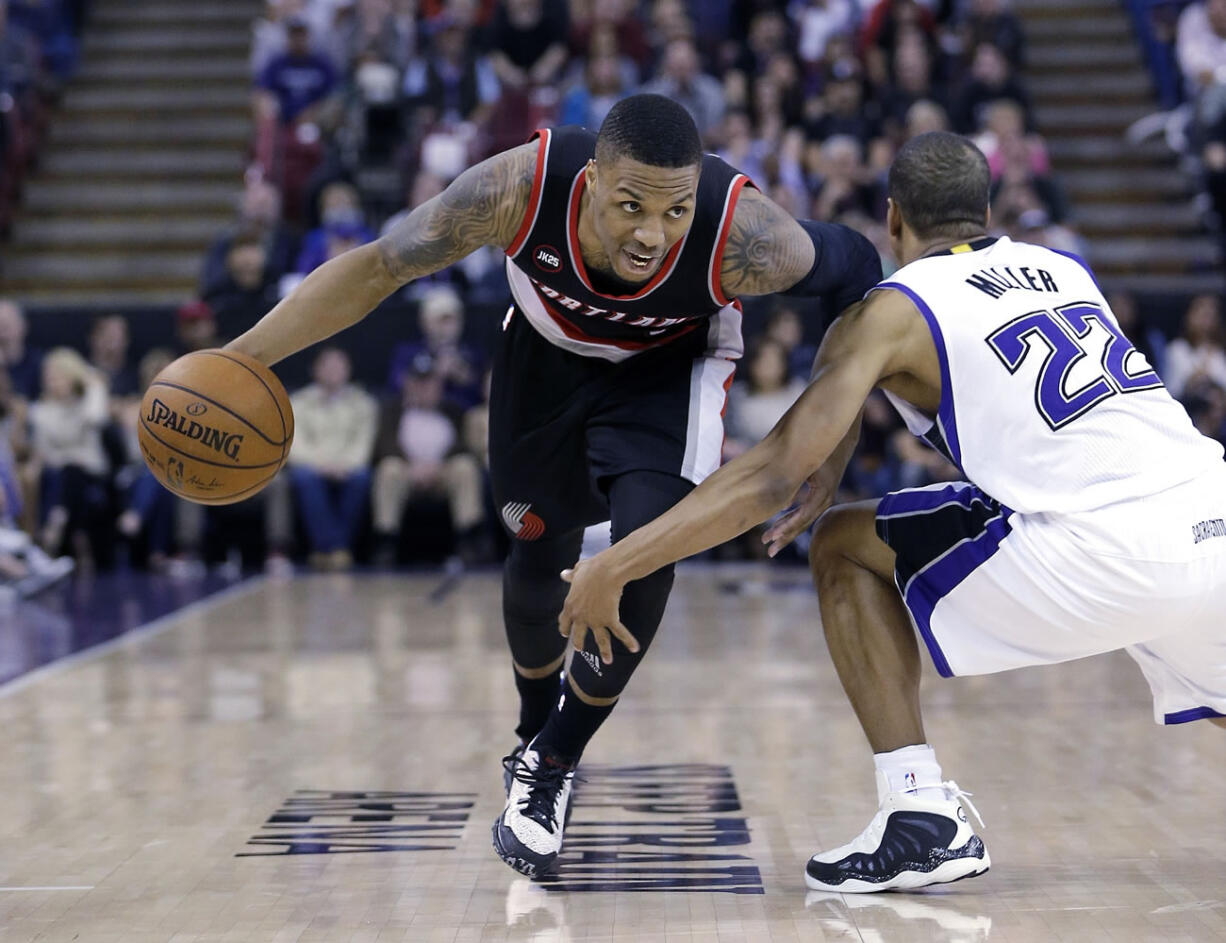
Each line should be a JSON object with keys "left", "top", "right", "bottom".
{"left": 1071, "top": 202, "right": 1204, "bottom": 235}
{"left": 39, "top": 148, "right": 244, "bottom": 179}
{"left": 1029, "top": 45, "right": 1142, "bottom": 70}
{"left": 1017, "top": 0, "right": 1118, "bottom": 17}
{"left": 1088, "top": 237, "right": 1221, "bottom": 266}
{"left": 78, "top": 59, "right": 250, "bottom": 82}
{"left": 0, "top": 287, "right": 198, "bottom": 306}
{"left": 1027, "top": 72, "right": 1152, "bottom": 101}
{"left": 2, "top": 252, "right": 204, "bottom": 283}
{"left": 7, "top": 240, "right": 212, "bottom": 258}
{"left": 50, "top": 116, "right": 250, "bottom": 146}
{"left": 1098, "top": 272, "right": 1226, "bottom": 295}
{"left": 0, "top": 279, "right": 198, "bottom": 300}
{"left": 1024, "top": 17, "right": 1133, "bottom": 42}
{"left": 93, "top": 2, "right": 256, "bottom": 26}
{"left": 56, "top": 105, "right": 248, "bottom": 123}
{"left": 2, "top": 0, "right": 260, "bottom": 305}
{"left": 1035, "top": 103, "right": 1154, "bottom": 133}
{"left": 62, "top": 86, "right": 250, "bottom": 112}
{"left": 23, "top": 181, "right": 240, "bottom": 213}
{"left": 1090, "top": 259, "right": 1220, "bottom": 276}
{"left": 1047, "top": 136, "right": 1171, "bottom": 166}
{"left": 1061, "top": 167, "right": 1191, "bottom": 199}
{"left": 13, "top": 216, "right": 228, "bottom": 248}
{"left": 83, "top": 30, "right": 249, "bottom": 55}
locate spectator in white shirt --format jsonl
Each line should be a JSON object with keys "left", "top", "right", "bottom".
{"left": 371, "top": 352, "right": 485, "bottom": 564}
{"left": 1177, "top": 0, "right": 1226, "bottom": 125}
{"left": 28, "top": 348, "right": 110, "bottom": 557}
{"left": 724, "top": 338, "right": 808, "bottom": 458}
{"left": 1163, "top": 293, "right": 1226, "bottom": 400}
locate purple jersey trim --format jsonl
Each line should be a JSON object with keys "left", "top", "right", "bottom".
{"left": 1049, "top": 248, "right": 1103, "bottom": 292}
{"left": 875, "top": 281, "right": 963, "bottom": 469}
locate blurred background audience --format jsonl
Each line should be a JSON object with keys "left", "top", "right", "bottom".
{"left": 2, "top": 0, "right": 1223, "bottom": 586}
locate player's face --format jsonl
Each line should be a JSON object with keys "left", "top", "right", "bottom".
{"left": 587, "top": 155, "right": 699, "bottom": 283}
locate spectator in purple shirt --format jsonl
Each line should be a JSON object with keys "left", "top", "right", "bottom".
{"left": 255, "top": 17, "right": 340, "bottom": 127}
{"left": 293, "top": 182, "right": 376, "bottom": 276}
{"left": 387, "top": 287, "right": 485, "bottom": 411}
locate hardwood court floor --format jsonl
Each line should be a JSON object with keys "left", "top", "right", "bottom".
{"left": 0, "top": 567, "right": 1223, "bottom": 943}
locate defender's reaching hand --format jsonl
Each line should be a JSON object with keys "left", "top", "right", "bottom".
{"left": 763, "top": 471, "right": 838, "bottom": 558}
{"left": 559, "top": 559, "right": 641, "bottom": 665}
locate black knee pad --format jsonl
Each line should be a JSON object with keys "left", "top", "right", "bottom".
{"left": 503, "top": 529, "right": 583, "bottom": 671}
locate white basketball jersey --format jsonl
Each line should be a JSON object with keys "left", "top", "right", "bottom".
{"left": 874, "top": 236, "right": 1224, "bottom": 514}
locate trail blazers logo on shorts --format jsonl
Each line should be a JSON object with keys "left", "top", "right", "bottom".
{"left": 502, "top": 501, "right": 546, "bottom": 540}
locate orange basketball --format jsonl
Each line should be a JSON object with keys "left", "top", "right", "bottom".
{"left": 138, "top": 349, "right": 294, "bottom": 505}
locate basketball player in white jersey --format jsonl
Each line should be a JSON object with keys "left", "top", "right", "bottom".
{"left": 558, "top": 131, "right": 1226, "bottom": 892}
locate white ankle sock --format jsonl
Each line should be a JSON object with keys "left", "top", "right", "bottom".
{"left": 873, "top": 744, "right": 945, "bottom": 802}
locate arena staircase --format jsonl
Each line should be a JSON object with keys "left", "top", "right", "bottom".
{"left": 0, "top": 0, "right": 257, "bottom": 306}
{"left": 1019, "top": 0, "right": 1225, "bottom": 296}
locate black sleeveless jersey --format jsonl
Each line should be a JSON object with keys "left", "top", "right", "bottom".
{"left": 504, "top": 125, "right": 754, "bottom": 362}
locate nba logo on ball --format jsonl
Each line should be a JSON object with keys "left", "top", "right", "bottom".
{"left": 138, "top": 349, "right": 294, "bottom": 506}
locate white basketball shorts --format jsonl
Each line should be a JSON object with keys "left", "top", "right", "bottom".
{"left": 875, "top": 469, "right": 1226, "bottom": 724}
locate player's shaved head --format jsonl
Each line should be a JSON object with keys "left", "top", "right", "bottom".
{"left": 595, "top": 94, "right": 703, "bottom": 169}
{"left": 889, "top": 132, "right": 990, "bottom": 240}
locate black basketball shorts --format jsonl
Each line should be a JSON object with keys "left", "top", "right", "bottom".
{"left": 488, "top": 307, "right": 738, "bottom": 542}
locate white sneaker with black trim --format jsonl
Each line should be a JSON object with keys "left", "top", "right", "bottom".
{"left": 805, "top": 781, "right": 989, "bottom": 893}
{"left": 492, "top": 738, "right": 575, "bottom": 877}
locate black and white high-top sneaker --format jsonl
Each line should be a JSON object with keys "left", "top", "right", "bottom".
{"left": 492, "top": 738, "right": 576, "bottom": 876}
{"left": 805, "top": 781, "right": 989, "bottom": 893}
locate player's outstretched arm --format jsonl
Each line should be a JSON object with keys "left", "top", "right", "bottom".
{"left": 559, "top": 291, "right": 921, "bottom": 656}
{"left": 719, "top": 187, "right": 883, "bottom": 311}
{"left": 761, "top": 409, "right": 863, "bottom": 558}
{"left": 226, "top": 142, "right": 538, "bottom": 366}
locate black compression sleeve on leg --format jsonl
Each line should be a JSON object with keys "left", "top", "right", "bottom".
{"left": 504, "top": 529, "right": 584, "bottom": 741}
{"left": 535, "top": 471, "right": 694, "bottom": 760}
{"left": 780, "top": 219, "right": 884, "bottom": 315}
{"left": 563, "top": 470, "right": 694, "bottom": 703}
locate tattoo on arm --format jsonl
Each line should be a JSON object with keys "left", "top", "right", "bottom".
{"left": 377, "top": 141, "right": 537, "bottom": 286}
{"left": 719, "top": 187, "right": 816, "bottom": 298}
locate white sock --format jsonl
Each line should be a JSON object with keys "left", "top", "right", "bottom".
{"left": 873, "top": 744, "right": 945, "bottom": 802}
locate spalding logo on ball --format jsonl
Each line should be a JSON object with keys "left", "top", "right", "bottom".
{"left": 138, "top": 349, "right": 294, "bottom": 505}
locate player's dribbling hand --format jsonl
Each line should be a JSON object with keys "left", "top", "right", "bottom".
{"left": 558, "top": 558, "right": 641, "bottom": 665}
{"left": 762, "top": 470, "right": 837, "bottom": 557}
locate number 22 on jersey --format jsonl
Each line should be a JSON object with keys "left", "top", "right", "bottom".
{"left": 986, "top": 300, "right": 1163, "bottom": 430}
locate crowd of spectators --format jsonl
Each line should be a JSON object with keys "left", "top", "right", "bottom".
{"left": 0, "top": 0, "right": 87, "bottom": 236}
{"left": 4, "top": 0, "right": 1224, "bottom": 594}
{"left": 5, "top": 275, "right": 1224, "bottom": 591}
{"left": 192, "top": 0, "right": 1085, "bottom": 556}
{"left": 204, "top": 0, "right": 1081, "bottom": 322}
{"left": 0, "top": 287, "right": 508, "bottom": 592}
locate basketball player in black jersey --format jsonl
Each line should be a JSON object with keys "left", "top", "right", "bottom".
{"left": 227, "top": 94, "right": 881, "bottom": 875}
